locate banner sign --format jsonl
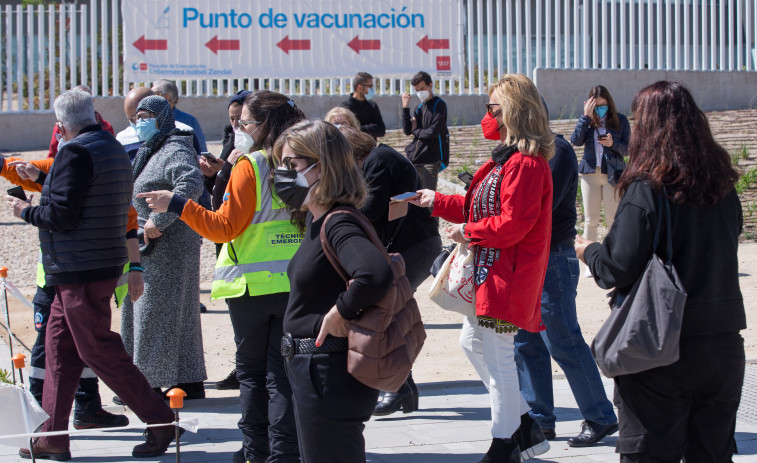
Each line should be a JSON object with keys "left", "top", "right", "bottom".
{"left": 122, "top": 0, "right": 461, "bottom": 81}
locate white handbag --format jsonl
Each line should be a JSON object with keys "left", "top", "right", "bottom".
{"left": 428, "top": 243, "right": 476, "bottom": 317}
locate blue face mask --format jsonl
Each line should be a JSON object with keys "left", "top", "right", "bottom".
{"left": 594, "top": 105, "right": 609, "bottom": 119}
{"left": 135, "top": 118, "right": 159, "bottom": 142}
{"left": 365, "top": 87, "right": 376, "bottom": 101}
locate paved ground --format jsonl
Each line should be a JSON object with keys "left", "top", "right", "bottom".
{"left": 1, "top": 338, "right": 757, "bottom": 462}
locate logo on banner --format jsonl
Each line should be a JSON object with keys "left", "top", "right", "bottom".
{"left": 131, "top": 62, "right": 149, "bottom": 72}
{"left": 436, "top": 56, "right": 451, "bottom": 73}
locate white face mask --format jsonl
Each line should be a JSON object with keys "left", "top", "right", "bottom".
{"left": 234, "top": 126, "right": 260, "bottom": 154}
{"left": 55, "top": 133, "right": 69, "bottom": 150}
{"left": 416, "top": 90, "right": 430, "bottom": 103}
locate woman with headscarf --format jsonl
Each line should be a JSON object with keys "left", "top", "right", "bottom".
{"left": 138, "top": 91, "right": 305, "bottom": 463}
{"left": 118, "top": 95, "right": 207, "bottom": 403}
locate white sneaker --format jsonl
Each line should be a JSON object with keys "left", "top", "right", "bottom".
{"left": 584, "top": 266, "right": 593, "bottom": 278}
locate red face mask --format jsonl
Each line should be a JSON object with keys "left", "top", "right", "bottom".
{"left": 480, "top": 112, "right": 502, "bottom": 140}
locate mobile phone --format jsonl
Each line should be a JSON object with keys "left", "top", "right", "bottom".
{"left": 200, "top": 151, "right": 216, "bottom": 161}
{"left": 458, "top": 171, "right": 473, "bottom": 188}
{"left": 7, "top": 186, "right": 27, "bottom": 201}
{"left": 390, "top": 192, "right": 420, "bottom": 202}
{"left": 597, "top": 128, "right": 608, "bottom": 139}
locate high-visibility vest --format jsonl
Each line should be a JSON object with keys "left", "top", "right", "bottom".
{"left": 36, "top": 251, "right": 129, "bottom": 307}
{"left": 210, "top": 151, "right": 302, "bottom": 300}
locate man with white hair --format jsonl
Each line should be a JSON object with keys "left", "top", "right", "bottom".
{"left": 7, "top": 89, "right": 178, "bottom": 460}
{"left": 151, "top": 79, "right": 207, "bottom": 151}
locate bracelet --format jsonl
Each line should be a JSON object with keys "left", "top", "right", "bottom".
{"left": 129, "top": 262, "right": 142, "bottom": 269}
{"left": 129, "top": 266, "right": 144, "bottom": 273}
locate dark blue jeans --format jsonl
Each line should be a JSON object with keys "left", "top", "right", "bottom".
{"left": 30, "top": 284, "right": 102, "bottom": 419}
{"left": 514, "top": 245, "right": 616, "bottom": 430}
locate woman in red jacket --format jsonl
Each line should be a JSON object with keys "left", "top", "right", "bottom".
{"left": 413, "top": 74, "right": 554, "bottom": 462}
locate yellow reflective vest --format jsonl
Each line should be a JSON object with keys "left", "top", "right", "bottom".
{"left": 36, "top": 251, "right": 129, "bottom": 306}
{"left": 210, "top": 151, "right": 302, "bottom": 300}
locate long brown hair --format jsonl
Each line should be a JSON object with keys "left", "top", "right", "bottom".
{"left": 616, "top": 81, "right": 738, "bottom": 205}
{"left": 588, "top": 85, "right": 621, "bottom": 131}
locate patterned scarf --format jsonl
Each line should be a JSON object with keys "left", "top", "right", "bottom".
{"left": 132, "top": 95, "right": 176, "bottom": 180}
{"left": 470, "top": 144, "right": 518, "bottom": 286}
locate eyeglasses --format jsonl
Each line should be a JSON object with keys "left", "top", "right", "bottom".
{"left": 239, "top": 119, "right": 261, "bottom": 128}
{"left": 281, "top": 156, "right": 308, "bottom": 170}
{"left": 127, "top": 113, "right": 138, "bottom": 124}
{"left": 486, "top": 103, "right": 501, "bottom": 115}
{"left": 135, "top": 111, "right": 155, "bottom": 122}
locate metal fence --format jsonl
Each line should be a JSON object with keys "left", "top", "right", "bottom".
{"left": 1, "top": 0, "right": 755, "bottom": 112}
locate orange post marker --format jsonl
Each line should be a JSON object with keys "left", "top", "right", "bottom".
{"left": 166, "top": 388, "right": 187, "bottom": 409}
{"left": 12, "top": 353, "right": 26, "bottom": 369}
{"left": 0, "top": 267, "right": 7, "bottom": 278}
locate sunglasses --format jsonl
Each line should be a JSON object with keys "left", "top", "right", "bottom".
{"left": 486, "top": 103, "right": 501, "bottom": 115}
{"left": 281, "top": 156, "right": 308, "bottom": 170}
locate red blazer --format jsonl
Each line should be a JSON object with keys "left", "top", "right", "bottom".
{"left": 433, "top": 152, "right": 553, "bottom": 332}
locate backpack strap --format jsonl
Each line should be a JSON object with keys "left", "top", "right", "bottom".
{"left": 319, "top": 206, "right": 391, "bottom": 283}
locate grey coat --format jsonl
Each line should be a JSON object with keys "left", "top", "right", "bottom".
{"left": 121, "top": 134, "right": 207, "bottom": 387}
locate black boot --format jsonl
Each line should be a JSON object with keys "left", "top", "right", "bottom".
{"left": 478, "top": 438, "right": 521, "bottom": 463}
{"left": 373, "top": 380, "right": 418, "bottom": 416}
{"left": 512, "top": 413, "right": 549, "bottom": 460}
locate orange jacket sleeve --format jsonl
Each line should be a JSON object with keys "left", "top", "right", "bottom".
{"left": 180, "top": 158, "right": 257, "bottom": 243}
{"left": 127, "top": 205, "right": 138, "bottom": 234}
{"left": 1, "top": 157, "right": 54, "bottom": 193}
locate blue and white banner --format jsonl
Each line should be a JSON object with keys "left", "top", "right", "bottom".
{"left": 122, "top": 0, "right": 462, "bottom": 81}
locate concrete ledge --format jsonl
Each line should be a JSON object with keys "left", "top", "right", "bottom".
{"left": 535, "top": 68, "right": 757, "bottom": 119}
{"left": 0, "top": 93, "right": 488, "bottom": 152}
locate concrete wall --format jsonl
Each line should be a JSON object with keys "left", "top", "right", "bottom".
{"left": 3, "top": 68, "right": 755, "bottom": 151}
{"left": 0, "top": 93, "right": 488, "bottom": 152}
{"left": 535, "top": 69, "right": 757, "bottom": 119}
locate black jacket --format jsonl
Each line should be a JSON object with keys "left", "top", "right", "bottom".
{"left": 584, "top": 180, "right": 745, "bottom": 338}
{"left": 549, "top": 134, "right": 578, "bottom": 247}
{"left": 24, "top": 125, "right": 133, "bottom": 286}
{"left": 340, "top": 95, "right": 386, "bottom": 139}
{"left": 360, "top": 144, "right": 439, "bottom": 252}
{"left": 402, "top": 96, "right": 450, "bottom": 168}
{"left": 203, "top": 124, "right": 235, "bottom": 211}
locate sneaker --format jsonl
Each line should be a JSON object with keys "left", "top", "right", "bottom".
{"left": 216, "top": 369, "right": 240, "bottom": 390}
{"left": 512, "top": 413, "right": 549, "bottom": 460}
{"left": 19, "top": 439, "right": 71, "bottom": 461}
{"left": 132, "top": 425, "right": 183, "bottom": 458}
{"left": 73, "top": 409, "right": 129, "bottom": 429}
{"left": 200, "top": 302, "right": 207, "bottom": 313}
{"left": 584, "top": 266, "right": 593, "bottom": 277}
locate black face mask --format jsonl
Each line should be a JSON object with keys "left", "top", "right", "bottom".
{"left": 273, "top": 165, "right": 317, "bottom": 210}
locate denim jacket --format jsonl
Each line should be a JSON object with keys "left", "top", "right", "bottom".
{"left": 570, "top": 113, "right": 631, "bottom": 176}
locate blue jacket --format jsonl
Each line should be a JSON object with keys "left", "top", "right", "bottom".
{"left": 173, "top": 107, "right": 207, "bottom": 152}
{"left": 570, "top": 113, "right": 631, "bottom": 176}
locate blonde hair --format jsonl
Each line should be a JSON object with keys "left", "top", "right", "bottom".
{"left": 273, "top": 120, "right": 367, "bottom": 210}
{"left": 489, "top": 74, "right": 554, "bottom": 160}
{"left": 324, "top": 106, "right": 360, "bottom": 130}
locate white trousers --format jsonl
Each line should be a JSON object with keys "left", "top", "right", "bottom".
{"left": 459, "top": 316, "right": 530, "bottom": 439}
{"left": 580, "top": 170, "right": 619, "bottom": 242}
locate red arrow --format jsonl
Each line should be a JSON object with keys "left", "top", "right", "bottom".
{"left": 132, "top": 35, "right": 167, "bottom": 54}
{"left": 276, "top": 35, "right": 311, "bottom": 54}
{"left": 347, "top": 36, "right": 381, "bottom": 54}
{"left": 205, "top": 36, "right": 240, "bottom": 55}
{"left": 416, "top": 35, "right": 450, "bottom": 54}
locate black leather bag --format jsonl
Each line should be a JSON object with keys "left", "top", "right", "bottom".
{"left": 137, "top": 217, "right": 157, "bottom": 256}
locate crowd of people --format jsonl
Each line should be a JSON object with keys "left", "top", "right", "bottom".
{"left": 1, "top": 70, "right": 745, "bottom": 463}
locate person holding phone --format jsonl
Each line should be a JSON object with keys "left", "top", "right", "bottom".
{"left": 137, "top": 91, "right": 306, "bottom": 463}
{"left": 570, "top": 85, "right": 631, "bottom": 276}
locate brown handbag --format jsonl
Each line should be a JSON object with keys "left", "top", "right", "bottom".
{"left": 320, "top": 207, "right": 426, "bottom": 392}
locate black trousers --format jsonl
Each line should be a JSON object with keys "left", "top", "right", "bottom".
{"left": 30, "top": 284, "right": 101, "bottom": 419}
{"left": 228, "top": 292, "right": 299, "bottom": 463}
{"left": 286, "top": 351, "right": 380, "bottom": 463}
{"left": 399, "top": 235, "right": 443, "bottom": 292}
{"left": 615, "top": 332, "right": 744, "bottom": 463}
